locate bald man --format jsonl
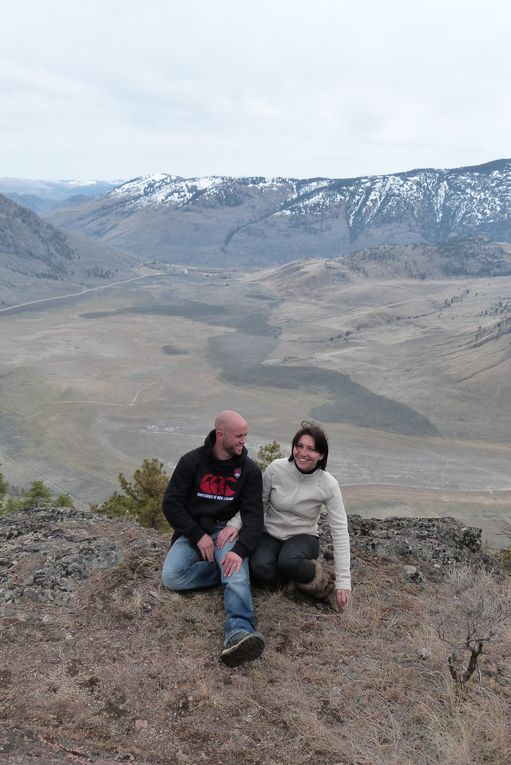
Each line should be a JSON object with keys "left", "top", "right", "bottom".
{"left": 161, "top": 411, "right": 265, "bottom": 666}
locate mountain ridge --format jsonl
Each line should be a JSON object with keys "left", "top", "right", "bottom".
{"left": 45, "top": 158, "right": 511, "bottom": 267}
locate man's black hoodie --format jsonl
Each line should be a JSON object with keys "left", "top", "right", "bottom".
{"left": 162, "top": 430, "right": 263, "bottom": 559}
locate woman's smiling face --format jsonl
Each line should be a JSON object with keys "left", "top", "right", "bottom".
{"left": 293, "top": 434, "right": 323, "bottom": 472}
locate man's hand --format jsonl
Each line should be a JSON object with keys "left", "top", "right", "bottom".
{"left": 197, "top": 533, "right": 215, "bottom": 562}
{"left": 221, "top": 551, "right": 243, "bottom": 577}
{"left": 216, "top": 525, "right": 239, "bottom": 549}
{"left": 336, "top": 588, "right": 351, "bottom": 609}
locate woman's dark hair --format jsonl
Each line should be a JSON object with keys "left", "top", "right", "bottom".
{"left": 288, "top": 421, "right": 329, "bottom": 470}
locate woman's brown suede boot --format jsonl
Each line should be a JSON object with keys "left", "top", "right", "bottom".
{"left": 296, "top": 560, "right": 335, "bottom": 603}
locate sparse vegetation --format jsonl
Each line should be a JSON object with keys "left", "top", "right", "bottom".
{"left": 471, "top": 315, "right": 511, "bottom": 347}
{"left": 90, "top": 458, "right": 170, "bottom": 530}
{"left": 0, "top": 467, "right": 74, "bottom": 516}
{"left": 442, "top": 288, "right": 471, "bottom": 309}
{"left": 87, "top": 266, "right": 114, "bottom": 279}
{"left": 255, "top": 440, "right": 284, "bottom": 471}
{"left": 500, "top": 522, "right": 511, "bottom": 572}
{"left": 1, "top": 515, "right": 509, "bottom": 765}
{"left": 426, "top": 567, "right": 509, "bottom": 687}
{"left": 481, "top": 298, "right": 511, "bottom": 316}
{"left": 0, "top": 467, "right": 7, "bottom": 512}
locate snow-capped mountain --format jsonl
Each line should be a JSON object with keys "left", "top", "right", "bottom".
{"left": 46, "top": 159, "right": 511, "bottom": 266}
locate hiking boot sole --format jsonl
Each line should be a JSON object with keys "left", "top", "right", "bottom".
{"left": 220, "top": 632, "right": 265, "bottom": 667}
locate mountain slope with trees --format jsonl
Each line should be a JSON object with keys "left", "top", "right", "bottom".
{"left": 0, "top": 194, "right": 139, "bottom": 306}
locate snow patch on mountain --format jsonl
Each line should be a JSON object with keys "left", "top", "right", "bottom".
{"left": 110, "top": 174, "right": 297, "bottom": 210}
{"left": 95, "top": 159, "right": 511, "bottom": 243}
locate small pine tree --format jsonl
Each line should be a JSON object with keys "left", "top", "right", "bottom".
{"left": 0, "top": 471, "right": 75, "bottom": 516}
{"left": 91, "top": 458, "right": 170, "bottom": 531}
{"left": 0, "top": 466, "right": 7, "bottom": 515}
{"left": 18, "top": 480, "right": 53, "bottom": 510}
{"left": 2, "top": 496, "right": 19, "bottom": 515}
{"left": 55, "top": 493, "right": 75, "bottom": 508}
{"left": 255, "top": 440, "right": 284, "bottom": 471}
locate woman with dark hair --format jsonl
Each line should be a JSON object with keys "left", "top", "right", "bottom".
{"left": 218, "top": 423, "right": 351, "bottom": 609}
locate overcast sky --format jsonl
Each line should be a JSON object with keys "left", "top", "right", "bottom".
{"left": 2, "top": 0, "right": 510, "bottom": 181}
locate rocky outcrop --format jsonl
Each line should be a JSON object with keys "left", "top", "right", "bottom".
{"left": 320, "top": 514, "right": 503, "bottom": 582}
{"left": 0, "top": 506, "right": 164, "bottom": 607}
{"left": 0, "top": 506, "right": 503, "bottom": 610}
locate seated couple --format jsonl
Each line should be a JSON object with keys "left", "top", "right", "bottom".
{"left": 161, "top": 410, "right": 351, "bottom": 667}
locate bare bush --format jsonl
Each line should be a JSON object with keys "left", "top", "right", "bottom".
{"left": 424, "top": 567, "right": 511, "bottom": 686}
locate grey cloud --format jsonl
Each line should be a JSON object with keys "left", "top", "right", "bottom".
{"left": 1, "top": 0, "right": 510, "bottom": 179}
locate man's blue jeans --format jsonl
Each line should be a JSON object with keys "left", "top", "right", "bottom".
{"left": 161, "top": 524, "right": 256, "bottom": 645}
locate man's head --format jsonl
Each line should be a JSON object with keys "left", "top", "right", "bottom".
{"left": 213, "top": 410, "right": 248, "bottom": 460}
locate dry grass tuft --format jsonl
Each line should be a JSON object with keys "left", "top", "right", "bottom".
{"left": 1, "top": 544, "right": 510, "bottom": 765}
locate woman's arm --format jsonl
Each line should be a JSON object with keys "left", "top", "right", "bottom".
{"left": 324, "top": 476, "right": 351, "bottom": 594}
{"left": 218, "top": 460, "right": 274, "bottom": 538}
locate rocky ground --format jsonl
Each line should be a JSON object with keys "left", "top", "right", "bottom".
{"left": 0, "top": 507, "right": 509, "bottom": 765}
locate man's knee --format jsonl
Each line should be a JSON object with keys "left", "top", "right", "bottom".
{"left": 221, "top": 561, "right": 250, "bottom": 587}
{"left": 161, "top": 548, "right": 190, "bottom": 590}
{"left": 161, "top": 562, "right": 186, "bottom": 590}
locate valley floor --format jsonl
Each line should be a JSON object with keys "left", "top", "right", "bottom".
{"left": 0, "top": 265, "right": 510, "bottom": 546}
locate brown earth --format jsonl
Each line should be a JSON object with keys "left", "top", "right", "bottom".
{"left": 1, "top": 507, "right": 510, "bottom": 765}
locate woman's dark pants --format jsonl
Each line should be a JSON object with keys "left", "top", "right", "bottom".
{"left": 250, "top": 532, "right": 320, "bottom": 586}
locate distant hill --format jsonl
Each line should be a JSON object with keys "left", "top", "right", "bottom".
{"left": 243, "top": 249, "right": 511, "bottom": 442}
{"left": 0, "top": 177, "right": 123, "bottom": 214}
{"left": 45, "top": 159, "right": 511, "bottom": 267}
{"left": 244, "top": 238, "right": 511, "bottom": 297}
{"left": 343, "top": 237, "right": 511, "bottom": 280}
{"left": 0, "top": 194, "right": 138, "bottom": 307}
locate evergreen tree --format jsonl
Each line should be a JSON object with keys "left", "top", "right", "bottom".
{"left": 0, "top": 471, "right": 75, "bottom": 516}
{"left": 0, "top": 466, "right": 7, "bottom": 515}
{"left": 55, "top": 493, "right": 75, "bottom": 508}
{"left": 255, "top": 440, "right": 284, "bottom": 471}
{"left": 18, "top": 479, "right": 53, "bottom": 509}
{"left": 91, "top": 458, "right": 170, "bottom": 530}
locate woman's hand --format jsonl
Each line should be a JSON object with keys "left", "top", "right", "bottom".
{"left": 221, "top": 551, "right": 243, "bottom": 577}
{"left": 336, "top": 588, "right": 351, "bottom": 609}
{"left": 216, "top": 525, "right": 239, "bottom": 549}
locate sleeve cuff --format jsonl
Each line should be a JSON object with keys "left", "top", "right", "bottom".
{"left": 232, "top": 541, "right": 248, "bottom": 560}
{"left": 190, "top": 526, "right": 205, "bottom": 545}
